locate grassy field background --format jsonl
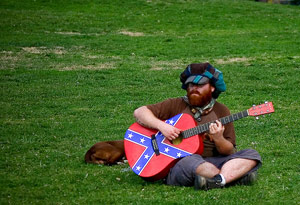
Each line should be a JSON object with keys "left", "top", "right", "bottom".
{"left": 1, "top": 0, "right": 300, "bottom": 204}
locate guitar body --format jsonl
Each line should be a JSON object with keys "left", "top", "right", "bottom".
{"left": 124, "top": 113, "right": 203, "bottom": 181}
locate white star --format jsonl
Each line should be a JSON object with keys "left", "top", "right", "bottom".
{"left": 144, "top": 154, "right": 149, "bottom": 159}
{"left": 136, "top": 166, "right": 141, "bottom": 171}
{"left": 127, "top": 133, "right": 133, "bottom": 139}
{"left": 164, "top": 147, "right": 170, "bottom": 153}
{"left": 140, "top": 138, "right": 145, "bottom": 143}
{"left": 177, "top": 152, "right": 182, "bottom": 158}
{"left": 169, "top": 119, "right": 174, "bottom": 125}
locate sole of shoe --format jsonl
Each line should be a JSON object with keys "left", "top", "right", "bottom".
{"left": 194, "top": 175, "right": 207, "bottom": 190}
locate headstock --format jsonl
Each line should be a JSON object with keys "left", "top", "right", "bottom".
{"left": 248, "top": 102, "right": 274, "bottom": 117}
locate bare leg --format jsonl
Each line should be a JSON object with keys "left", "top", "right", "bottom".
{"left": 220, "top": 158, "right": 257, "bottom": 183}
{"left": 195, "top": 162, "right": 220, "bottom": 178}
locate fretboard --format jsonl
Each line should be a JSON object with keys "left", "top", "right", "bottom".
{"left": 181, "top": 110, "right": 249, "bottom": 139}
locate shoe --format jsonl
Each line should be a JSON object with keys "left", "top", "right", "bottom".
{"left": 232, "top": 171, "right": 258, "bottom": 186}
{"left": 194, "top": 174, "right": 224, "bottom": 191}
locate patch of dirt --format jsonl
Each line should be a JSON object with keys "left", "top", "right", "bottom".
{"left": 54, "top": 31, "right": 103, "bottom": 36}
{"left": 0, "top": 51, "right": 19, "bottom": 69}
{"left": 120, "top": 30, "right": 145, "bottom": 37}
{"left": 59, "top": 63, "right": 115, "bottom": 71}
{"left": 22, "top": 47, "right": 45, "bottom": 54}
{"left": 149, "top": 60, "right": 185, "bottom": 70}
{"left": 22, "top": 47, "right": 66, "bottom": 55}
{"left": 215, "top": 57, "right": 252, "bottom": 64}
{"left": 0, "top": 52, "right": 18, "bottom": 61}
{"left": 150, "top": 67, "right": 164, "bottom": 70}
{"left": 84, "top": 55, "right": 99, "bottom": 59}
{"left": 83, "top": 54, "right": 121, "bottom": 60}
{"left": 55, "top": 31, "right": 83, "bottom": 36}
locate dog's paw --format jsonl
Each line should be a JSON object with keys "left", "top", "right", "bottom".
{"left": 116, "top": 159, "right": 128, "bottom": 165}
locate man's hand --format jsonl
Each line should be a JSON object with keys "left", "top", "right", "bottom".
{"left": 207, "top": 120, "right": 225, "bottom": 142}
{"left": 133, "top": 106, "right": 181, "bottom": 141}
{"left": 158, "top": 122, "right": 182, "bottom": 141}
{"left": 207, "top": 120, "right": 235, "bottom": 155}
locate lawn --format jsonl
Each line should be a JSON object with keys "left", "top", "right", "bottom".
{"left": 1, "top": 0, "right": 299, "bottom": 204}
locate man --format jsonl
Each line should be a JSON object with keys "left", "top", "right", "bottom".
{"left": 133, "top": 63, "right": 261, "bottom": 190}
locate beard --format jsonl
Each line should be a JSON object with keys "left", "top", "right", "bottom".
{"left": 187, "top": 89, "right": 213, "bottom": 107}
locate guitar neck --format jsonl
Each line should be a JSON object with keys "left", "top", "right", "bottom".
{"left": 181, "top": 110, "right": 249, "bottom": 139}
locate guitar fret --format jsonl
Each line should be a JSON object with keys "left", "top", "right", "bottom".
{"left": 200, "top": 125, "right": 205, "bottom": 133}
{"left": 220, "top": 118, "right": 225, "bottom": 124}
{"left": 233, "top": 113, "right": 238, "bottom": 120}
{"left": 183, "top": 131, "right": 187, "bottom": 139}
{"left": 189, "top": 130, "right": 193, "bottom": 137}
{"left": 224, "top": 117, "right": 229, "bottom": 124}
{"left": 204, "top": 123, "right": 209, "bottom": 132}
{"left": 238, "top": 112, "right": 243, "bottom": 119}
{"left": 182, "top": 130, "right": 188, "bottom": 139}
{"left": 196, "top": 126, "right": 201, "bottom": 135}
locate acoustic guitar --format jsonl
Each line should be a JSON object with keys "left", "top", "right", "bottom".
{"left": 124, "top": 102, "right": 274, "bottom": 181}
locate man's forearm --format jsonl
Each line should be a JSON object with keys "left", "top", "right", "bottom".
{"left": 134, "top": 106, "right": 183, "bottom": 140}
{"left": 133, "top": 106, "right": 163, "bottom": 130}
{"left": 214, "top": 137, "right": 235, "bottom": 155}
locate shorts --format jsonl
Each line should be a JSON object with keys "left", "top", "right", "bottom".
{"left": 165, "top": 149, "right": 262, "bottom": 186}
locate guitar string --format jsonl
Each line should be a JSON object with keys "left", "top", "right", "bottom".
{"left": 182, "top": 110, "right": 249, "bottom": 138}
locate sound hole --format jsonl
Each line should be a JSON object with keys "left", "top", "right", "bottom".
{"left": 171, "top": 135, "right": 183, "bottom": 145}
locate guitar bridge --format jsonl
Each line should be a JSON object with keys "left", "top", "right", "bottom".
{"left": 151, "top": 135, "right": 160, "bottom": 156}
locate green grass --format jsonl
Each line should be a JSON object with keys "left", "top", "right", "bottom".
{"left": 1, "top": 0, "right": 300, "bottom": 204}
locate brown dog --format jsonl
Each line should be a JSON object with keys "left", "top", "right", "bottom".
{"left": 84, "top": 140, "right": 126, "bottom": 165}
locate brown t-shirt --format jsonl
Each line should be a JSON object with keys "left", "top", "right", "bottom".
{"left": 146, "top": 97, "right": 236, "bottom": 157}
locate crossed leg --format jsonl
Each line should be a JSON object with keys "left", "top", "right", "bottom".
{"left": 195, "top": 158, "right": 257, "bottom": 183}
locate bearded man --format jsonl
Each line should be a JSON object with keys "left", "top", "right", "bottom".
{"left": 133, "top": 63, "right": 262, "bottom": 190}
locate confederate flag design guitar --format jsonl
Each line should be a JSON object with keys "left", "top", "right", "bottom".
{"left": 124, "top": 102, "right": 274, "bottom": 181}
